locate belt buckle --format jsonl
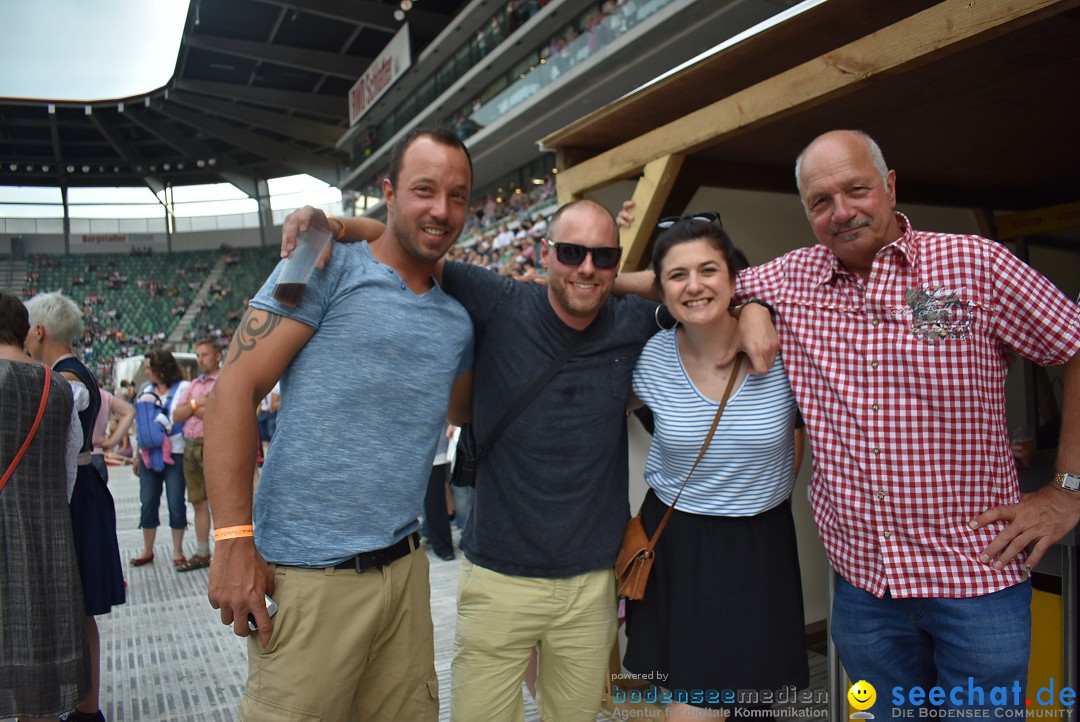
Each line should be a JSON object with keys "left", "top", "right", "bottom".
{"left": 352, "top": 549, "right": 386, "bottom": 573}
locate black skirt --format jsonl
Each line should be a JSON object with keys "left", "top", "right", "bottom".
{"left": 623, "top": 489, "right": 809, "bottom": 708}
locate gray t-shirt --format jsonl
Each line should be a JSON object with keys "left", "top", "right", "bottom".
{"left": 442, "top": 261, "right": 657, "bottom": 577}
{"left": 249, "top": 242, "right": 473, "bottom": 566}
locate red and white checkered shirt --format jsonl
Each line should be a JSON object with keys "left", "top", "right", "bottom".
{"left": 740, "top": 214, "right": 1080, "bottom": 598}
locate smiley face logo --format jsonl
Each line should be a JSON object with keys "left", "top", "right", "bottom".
{"left": 848, "top": 680, "right": 876, "bottom": 711}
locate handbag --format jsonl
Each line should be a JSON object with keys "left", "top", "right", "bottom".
{"left": 450, "top": 323, "right": 595, "bottom": 488}
{"left": 0, "top": 366, "right": 52, "bottom": 494}
{"left": 449, "top": 420, "right": 481, "bottom": 488}
{"left": 615, "top": 354, "right": 743, "bottom": 601}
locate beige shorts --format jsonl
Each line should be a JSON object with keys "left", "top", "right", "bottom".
{"left": 182, "top": 439, "right": 206, "bottom": 503}
{"left": 451, "top": 560, "right": 617, "bottom": 722}
{"left": 238, "top": 544, "right": 438, "bottom": 722}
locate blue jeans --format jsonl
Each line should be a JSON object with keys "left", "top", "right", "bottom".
{"left": 451, "top": 484, "right": 472, "bottom": 532}
{"left": 138, "top": 452, "right": 187, "bottom": 529}
{"left": 258, "top": 410, "right": 277, "bottom": 442}
{"left": 831, "top": 576, "right": 1031, "bottom": 717}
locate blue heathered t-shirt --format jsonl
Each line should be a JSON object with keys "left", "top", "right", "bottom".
{"left": 249, "top": 241, "right": 473, "bottom": 567}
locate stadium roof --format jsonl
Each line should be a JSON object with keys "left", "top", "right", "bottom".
{"left": 0, "top": 0, "right": 468, "bottom": 193}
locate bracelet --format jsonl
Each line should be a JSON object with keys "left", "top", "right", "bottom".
{"left": 327, "top": 214, "right": 347, "bottom": 241}
{"left": 214, "top": 525, "right": 254, "bottom": 541}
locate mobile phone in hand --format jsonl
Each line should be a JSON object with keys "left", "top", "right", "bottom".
{"left": 248, "top": 594, "right": 278, "bottom": 632}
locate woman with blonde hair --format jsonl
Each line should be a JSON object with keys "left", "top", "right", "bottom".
{"left": 25, "top": 290, "right": 124, "bottom": 722}
{"left": 0, "top": 291, "right": 89, "bottom": 721}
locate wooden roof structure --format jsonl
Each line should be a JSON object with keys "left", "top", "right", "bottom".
{"left": 540, "top": 0, "right": 1080, "bottom": 270}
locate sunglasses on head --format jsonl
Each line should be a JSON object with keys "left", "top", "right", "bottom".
{"left": 656, "top": 211, "right": 723, "bottom": 230}
{"left": 546, "top": 240, "right": 622, "bottom": 269}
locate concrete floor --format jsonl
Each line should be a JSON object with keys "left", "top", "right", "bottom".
{"left": 8, "top": 464, "right": 829, "bottom": 721}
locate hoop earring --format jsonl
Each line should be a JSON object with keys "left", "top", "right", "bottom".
{"left": 654, "top": 304, "right": 678, "bottom": 331}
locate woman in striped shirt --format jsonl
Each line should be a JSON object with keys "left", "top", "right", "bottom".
{"left": 622, "top": 216, "right": 809, "bottom": 718}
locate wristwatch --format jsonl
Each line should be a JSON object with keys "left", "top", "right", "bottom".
{"left": 1052, "top": 472, "right": 1080, "bottom": 493}
{"left": 731, "top": 298, "right": 776, "bottom": 319}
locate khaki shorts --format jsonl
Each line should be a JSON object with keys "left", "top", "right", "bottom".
{"left": 182, "top": 439, "right": 206, "bottom": 503}
{"left": 239, "top": 544, "right": 438, "bottom": 722}
{"left": 451, "top": 560, "right": 616, "bottom": 722}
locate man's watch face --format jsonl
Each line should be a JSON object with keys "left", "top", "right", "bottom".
{"left": 1055, "top": 473, "right": 1080, "bottom": 491}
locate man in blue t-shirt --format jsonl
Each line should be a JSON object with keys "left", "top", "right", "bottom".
{"left": 204, "top": 128, "right": 474, "bottom": 722}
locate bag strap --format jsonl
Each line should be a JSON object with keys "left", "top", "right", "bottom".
{"left": 644, "top": 353, "right": 744, "bottom": 548}
{"left": 476, "top": 321, "right": 596, "bottom": 456}
{"left": 165, "top": 380, "right": 182, "bottom": 410}
{"left": 0, "top": 366, "right": 52, "bottom": 494}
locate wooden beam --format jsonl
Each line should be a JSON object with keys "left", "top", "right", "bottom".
{"left": 996, "top": 200, "right": 1080, "bottom": 240}
{"left": 972, "top": 208, "right": 998, "bottom": 239}
{"left": 999, "top": 234, "right": 1080, "bottom": 252}
{"left": 555, "top": 147, "right": 594, "bottom": 206}
{"left": 620, "top": 154, "right": 684, "bottom": 272}
{"left": 555, "top": 0, "right": 1078, "bottom": 199}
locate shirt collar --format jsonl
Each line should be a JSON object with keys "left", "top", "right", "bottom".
{"left": 197, "top": 368, "right": 220, "bottom": 383}
{"left": 812, "top": 212, "right": 916, "bottom": 287}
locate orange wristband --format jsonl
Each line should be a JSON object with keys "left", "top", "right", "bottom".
{"left": 214, "top": 525, "right": 254, "bottom": 541}
{"left": 327, "top": 215, "right": 347, "bottom": 241}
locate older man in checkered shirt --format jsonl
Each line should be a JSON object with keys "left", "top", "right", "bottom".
{"left": 736, "top": 130, "right": 1080, "bottom": 715}
{"left": 617, "top": 129, "right": 1079, "bottom": 714}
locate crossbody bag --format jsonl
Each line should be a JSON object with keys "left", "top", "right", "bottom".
{"left": 615, "top": 354, "right": 743, "bottom": 600}
{"left": 450, "top": 324, "right": 595, "bottom": 487}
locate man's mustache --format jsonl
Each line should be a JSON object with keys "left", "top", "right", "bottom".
{"left": 829, "top": 218, "right": 872, "bottom": 236}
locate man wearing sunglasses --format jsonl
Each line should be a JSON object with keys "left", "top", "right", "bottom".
{"left": 280, "top": 197, "right": 776, "bottom": 721}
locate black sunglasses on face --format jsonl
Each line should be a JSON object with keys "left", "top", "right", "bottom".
{"left": 656, "top": 211, "right": 723, "bottom": 230}
{"left": 546, "top": 240, "right": 622, "bottom": 269}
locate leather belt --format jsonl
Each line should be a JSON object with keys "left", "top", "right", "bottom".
{"left": 332, "top": 532, "right": 419, "bottom": 573}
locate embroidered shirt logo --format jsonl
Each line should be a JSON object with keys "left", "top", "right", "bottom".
{"left": 903, "top": 285, "right": 973, "bottom": 342}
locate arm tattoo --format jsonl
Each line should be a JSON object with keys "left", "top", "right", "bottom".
{"left": 225, "top": 309, "right": 282, "bottom": 365}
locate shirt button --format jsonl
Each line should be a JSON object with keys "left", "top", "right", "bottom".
{"left": 871, "top": 403, "right": 880, "bottom": 412}
{"left": 400, "top": 283, "right": 407, "bottom": 290}
{"left": 877, "top": 491, "right": 886, "bottom": 500}
{"left": 871, "top": 318, "right": 880, "bottom": 326}
{"left": 883, "top": 530, "right": 892, "bottom": 539}
{"left": 872, "top": 447, "right": 881, "bottom": 454}
{"left": 871, "top": 361, "right": 879, "bottom": 369}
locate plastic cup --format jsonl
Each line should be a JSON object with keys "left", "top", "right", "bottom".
{"left": 273, "top": 225, "right": 332, "bottom": 307}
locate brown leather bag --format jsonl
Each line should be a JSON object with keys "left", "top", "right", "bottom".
{"left": 615, "top": 355, "right": 743, "bottom": 601}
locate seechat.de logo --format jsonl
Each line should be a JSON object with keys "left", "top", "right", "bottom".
{"left": 889, "top": 678, "right": 1076, "bottom": 718}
